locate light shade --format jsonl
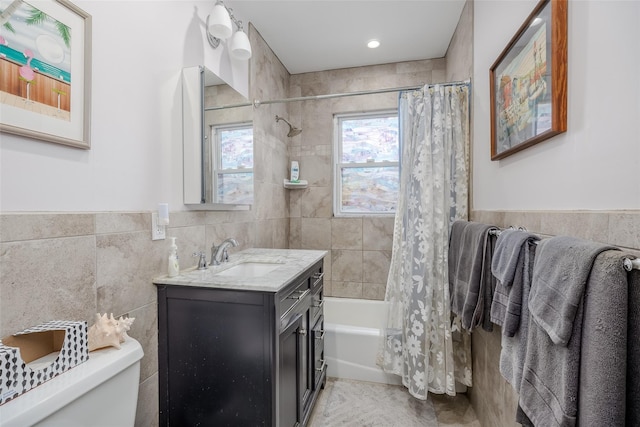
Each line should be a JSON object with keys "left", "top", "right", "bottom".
{"left": 208, "top": 3, "right": 233, "bottom": 39}
{"left": 230, "top": 30, "right": 252, "bottom": 60}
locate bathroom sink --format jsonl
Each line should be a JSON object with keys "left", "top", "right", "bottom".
{"left": 214, "top": 262, "right": 282, "bottom": 277}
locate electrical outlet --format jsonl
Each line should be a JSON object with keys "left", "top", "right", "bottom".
{"left": 151, "top": 212, "right": 166, "bottom": 240}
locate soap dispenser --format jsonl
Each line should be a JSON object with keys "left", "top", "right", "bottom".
{"left": 168, "top": 237, "right": 180, "bottom": 277}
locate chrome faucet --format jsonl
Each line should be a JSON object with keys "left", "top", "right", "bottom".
{"left": 210, "top": 238, "right": 239, "bottom": 265}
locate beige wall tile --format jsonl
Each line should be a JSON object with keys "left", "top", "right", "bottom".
{"left": 135, "top": 373, "right": 159, "bottom": 427}
{"left": 331, "top": 218, "right": 363, "bottom": 250}
{"left": 323, "top": 252, "right": 332, "bottom": 283}
{"left": 502, "top": 211, "right": 543, "bottom": 234}
{"left": 445, "top": 0, "right": 473, "bottom": 83}
{"left": 0, "top": 213, "right": 95, "bottom": 242}
{"left": 330, "top": 281, "right": 363, "bottom": 299}
{"left": 96, "top": 212, "right": 149, "bottom": 234}
{"left": 0, "top": 236, "right": 97, "bottom": 336}
{"left": 363, "top": 250, "right": 391, "bottom": 285}
{"left": 206, "top": 222, "right": 256, "bottom": 255}
{"left": 362, "top": 282, "right": 386, "bottom": 300}
{"left": 539, "top": 211, "right": 610, "bottom": 243}
{"left": 289, "top": 218, "right": 301, "bottom": 249}
{"left": 96, "top": 231, "right": 162, "bottom": 317}
{"left": 301, "top": 187, "right": 333, "bottom": 219}
{"left": 299, "top": 150, "right": 331, "bottom": 187}
{"left": 125, "top": 302, "right": 158, "bottom": 383}
{"left": 608, "top": 211, "right": 640, "bottom": 250}
{"left": 165, "top": 225, "right": 207, "bottom": 272}
{"left": 289, "top": 188, "right": 303, "bottom": 218}
{"left": 166, "top": 211, "right": 207, "bottom": 228}
{"left": 363, "top": 217, "right": 395, "bottom": 251}
{"left": 301, "top": 218, "right": 332, "bottom": 250}
{"left": 331, "top": 249, "right": 363, "bottom": 283}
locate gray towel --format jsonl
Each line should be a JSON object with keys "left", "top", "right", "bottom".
{"left": 578, "top": 250, "right": 630, "bottom": 426}
{"left": 499, "top": 244, "right": 536, "bottom": 392}
{"left": 448, "top": 220, "right": 497, "bottom": 331}
{"left": 490, "top": 229, "right": 540, "bottom": 336}
{"left": 528, "top": 236, "right": 617, "bottom": 346}
{"left": 519, "top": 240, "right": 618, "bottom": 427}
{"left": 627, "top": 266, "right": 640, "bottom": 425}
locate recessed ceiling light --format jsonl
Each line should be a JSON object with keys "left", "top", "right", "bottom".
{"left": 367, "top": 40, "right": 380, "bottom": 49}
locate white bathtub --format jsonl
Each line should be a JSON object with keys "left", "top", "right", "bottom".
{"left": 323, "top": 297, "right": 401, "bottom": 385}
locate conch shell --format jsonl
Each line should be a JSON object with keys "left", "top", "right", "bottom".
{"left": 88, "top": 313, "right": 135, "bottom": 352}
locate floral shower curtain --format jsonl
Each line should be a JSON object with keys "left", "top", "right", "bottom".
{"left": 378, "top": 82, "right": 472, "bottom": 399}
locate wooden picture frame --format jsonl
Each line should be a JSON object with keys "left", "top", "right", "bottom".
{"left": 490, "top": 0, "right": 567, "bottom": 160}
{"left": 0, "top": 0, "right": 92, "bottom": 149}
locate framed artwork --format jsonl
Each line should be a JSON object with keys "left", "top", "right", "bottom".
{"left": 0, "top": 0, "right": 92, "bottom": 149}
{"left": 490, "top": 0, "right": 567, "bottom": 160}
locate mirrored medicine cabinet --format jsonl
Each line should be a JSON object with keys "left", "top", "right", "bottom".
{"left": 182, "top": 66, "right": 254, "bottom": 208}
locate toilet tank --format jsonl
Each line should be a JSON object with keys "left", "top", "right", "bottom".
{"left": 0, "top": 337, "right": 144, "bottom": 427}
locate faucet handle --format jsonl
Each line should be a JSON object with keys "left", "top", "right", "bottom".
{"left": 192, "top": 252, "right": 208, "bottom": 270}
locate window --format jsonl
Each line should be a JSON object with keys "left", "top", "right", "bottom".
{"left": 333, "top": 111, "right": 399, "bottom": 216}
{"left": 211, "top": 122, "right": 253, "bottom": 204}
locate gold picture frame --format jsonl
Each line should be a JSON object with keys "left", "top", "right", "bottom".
{"left": 0, "top": 0, "right": 92, "bottom": 149}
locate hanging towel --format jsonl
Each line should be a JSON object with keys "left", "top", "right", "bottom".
{"left": 577, "top": 250, "right": 631, "bottom": 426}
{"left": 518, "top": 238, "right": 618, "bottom": 427}
{"left": 448, "top": 220, "right": 498, "bottom": 331}
{"left": 528, "top": 236, "right": 617, "bottom": 346}
{"left": 490, "top": 229, "right": 540, "bottom": 337}
{"left": 499, "top": 244, "right": 536, "bottom": 393}
{"left": 627, "top": 265, "right": 640, "bottom": 425}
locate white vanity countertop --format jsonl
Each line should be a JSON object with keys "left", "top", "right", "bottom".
{"left": 153, "top": 248, "right": 327, "bottom": 293}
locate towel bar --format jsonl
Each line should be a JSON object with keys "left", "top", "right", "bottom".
{"left": 484, "top": 225, "right": 639, "bottom": 270}
{"left": 623, "top": 258, "right": 640, "bottom": 271}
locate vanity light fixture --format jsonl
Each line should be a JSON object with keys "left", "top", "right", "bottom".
{"left": 206, "top": 0, "right": 252, "bottom": 60}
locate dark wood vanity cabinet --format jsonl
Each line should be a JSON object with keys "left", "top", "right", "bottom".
{"left": 156, "top": 259, "right": 325, "bottom": 427}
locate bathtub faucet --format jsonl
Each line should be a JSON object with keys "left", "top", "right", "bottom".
{"left": 210, "top": 238, "right": 239, "bottom": 265}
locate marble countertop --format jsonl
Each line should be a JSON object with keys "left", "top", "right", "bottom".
{"left": 153, "top": 248, "right": 327, "bottom": 293}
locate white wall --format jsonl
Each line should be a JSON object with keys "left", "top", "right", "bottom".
{"left": 0, "top": 1, "right": 248, "bottom": 212}
{"left": 473, "top": 0, "right": 640, "bottom": 211}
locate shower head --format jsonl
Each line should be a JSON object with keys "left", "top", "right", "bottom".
{"left": 275, "top": 115, "right": 302, "bottom": 137}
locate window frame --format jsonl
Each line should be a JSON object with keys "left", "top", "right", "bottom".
{"left": 332, "top": 110, "right": 400, "bottom": 217}
{"left": 210, "top": 121, "right": 254, "bottom": 205}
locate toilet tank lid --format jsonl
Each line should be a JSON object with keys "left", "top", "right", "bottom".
{"left": 0, "top": 336, "right": 143, "bottom": 427}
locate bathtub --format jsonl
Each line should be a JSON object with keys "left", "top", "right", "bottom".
{"left": 323, "top": 297, "right": 401, "bottom": 385}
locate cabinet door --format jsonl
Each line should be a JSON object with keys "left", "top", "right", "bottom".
{"left": 312, "top": 315, "right": 326, "bottom": 390}
{"left": 279, "top": 314, "right": 304, "bottom": 427}
{"left": 300, "top": 307, "right": 313, "bottom": 418}
{"left": 158, "top": 287, "right": 273, "bottom": 427}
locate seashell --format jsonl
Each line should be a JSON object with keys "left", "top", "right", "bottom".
{"left": 88, "top": 313, "right": 135, "bottom": 352}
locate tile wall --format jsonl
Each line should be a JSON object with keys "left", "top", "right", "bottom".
{"left": 287, "top": 59, "right": 447, "bottom": 300}
{"left": 468, "top": 209, "right": 640, "bottom": 427}
{"left": 0, "top": 210, "right": 284, "bottom": 426}
{"left": 0, "top": 24, "right": 292, "bottom": 427}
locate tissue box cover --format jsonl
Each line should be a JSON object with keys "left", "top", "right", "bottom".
{"left": 0, "top": 320, "right": 88, "bottom": 405}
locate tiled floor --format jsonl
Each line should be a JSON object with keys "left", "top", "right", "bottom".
{"left": 309, "top": 377, "right": 481, "bottom": 427}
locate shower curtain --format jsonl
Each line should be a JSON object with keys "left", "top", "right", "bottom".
{"left": 379, "top": 82, "right": 472, "bottom": 399}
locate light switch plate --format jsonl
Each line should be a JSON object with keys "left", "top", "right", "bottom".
{"left": 151, "top": 212, "right": 166, "bottom": 240}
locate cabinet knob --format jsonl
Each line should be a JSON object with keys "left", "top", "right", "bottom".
{"left": 298, "top": 328, "right": 307, "bottom": 336}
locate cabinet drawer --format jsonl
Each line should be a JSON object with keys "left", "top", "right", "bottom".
{"left": 312, "top": 316, "right": 325, "bottom": 388}
{"left": 311, "top": 270, "right": 324, "bottom": 323}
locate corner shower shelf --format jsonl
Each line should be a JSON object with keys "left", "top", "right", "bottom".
{"left": 283, "top": 179, "right": 308, "bottom": 189}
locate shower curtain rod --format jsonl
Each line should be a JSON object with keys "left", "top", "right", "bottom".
{"left": 205, "top": 79, "right": 471, "bottom": 111}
